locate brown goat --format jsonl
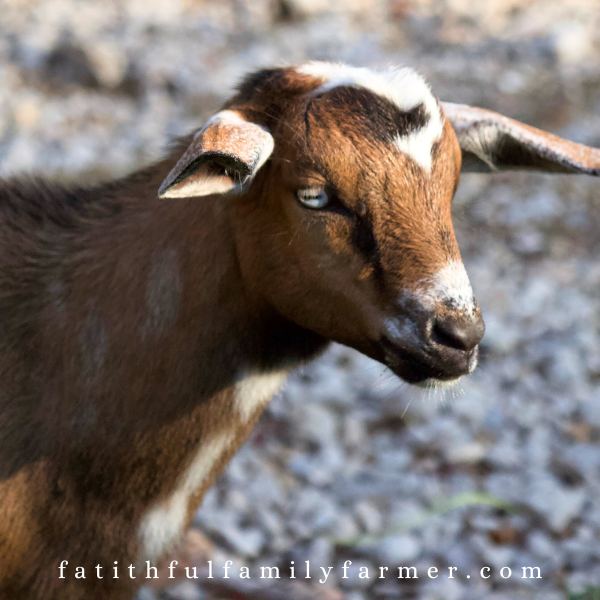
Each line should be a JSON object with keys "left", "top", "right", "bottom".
{"left": 0, "top": 62, "right": 599, "bottom": 599}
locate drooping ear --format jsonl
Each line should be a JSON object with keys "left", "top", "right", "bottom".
{"left": 441, "top": 102, "right": 600, "bottom": 175}
{"left": 158, "top": 110, "right": 275, "bottom": 198}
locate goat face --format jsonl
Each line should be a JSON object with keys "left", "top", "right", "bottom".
{"left": 251, "top": 67, "right": 484, "bottom": 385}
{"left": 160, "top": 62, "right": 600, "bottom": 385}
{"left": 159, "top": 63, "right": 483, "bottom": 386}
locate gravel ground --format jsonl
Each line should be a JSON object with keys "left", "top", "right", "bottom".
{"left": 2, "top": 1, "right": 600, "bottom": 599}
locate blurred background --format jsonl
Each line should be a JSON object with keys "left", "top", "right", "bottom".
{"left": 2, "top": 1, "right": 600, "bottom": 599}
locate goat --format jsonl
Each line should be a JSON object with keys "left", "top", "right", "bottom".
{"left": 0, "top": 62, "right": 598, "bottom": 599}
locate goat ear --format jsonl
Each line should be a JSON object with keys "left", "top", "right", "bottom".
{"left": 441, "top": 102, "right": 600, "bottom": 176}
{"left": 158, "top": 110, "right": 274, "bottom": 198}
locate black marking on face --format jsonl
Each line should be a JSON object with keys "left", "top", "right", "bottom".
{"left": 313, "top": 86, "right": 430, "bottom": 144}
{"left": 304, "top": 95, "right": 316, "bottom": 151}
{"left": 352, "top": 209, "right": 385, "bottom": 286}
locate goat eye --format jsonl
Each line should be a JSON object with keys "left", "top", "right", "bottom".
{"left": 296, "top": 188, "right": 329, "bottom": 209}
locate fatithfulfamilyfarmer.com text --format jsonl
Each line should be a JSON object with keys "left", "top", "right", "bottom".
{"left": 57, "top": 559, "right": 542, "bottom": 582}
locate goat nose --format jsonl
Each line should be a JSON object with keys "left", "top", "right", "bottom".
{"left": 431, "top": 315, "right": 485, "bottom": 352}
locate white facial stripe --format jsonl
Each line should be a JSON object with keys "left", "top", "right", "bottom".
{"left": 415, "top": 260, "right": 475, "bottom": 313}
{"left": 297, "top": 61, "right": 444, "bottom": 172}
{"left": 394, "top": 119, "right": 444, "bottom": 173}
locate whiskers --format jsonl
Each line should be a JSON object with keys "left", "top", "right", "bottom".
{"left": 425, "top": 376, "right": 467, "bottom": 410}
{"left": 401, "top": 375, "right": 469, "bottom": 418}
{"left": 359, "top": 353, "right": 472, "bottom": 423}
{"left": 400, "top": 396, "right": 412, "bottom": 419}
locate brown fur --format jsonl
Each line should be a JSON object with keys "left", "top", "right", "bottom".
{"left": 0, "top": 67, "right": 470, "bottom": 599}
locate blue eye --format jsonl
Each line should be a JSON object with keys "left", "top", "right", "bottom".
{"left": 296, "top": 188, "right": 329, "bottom": 209}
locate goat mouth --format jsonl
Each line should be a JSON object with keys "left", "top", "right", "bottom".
{"left": 380, "top": 336, "right": 475, "bottom": 385}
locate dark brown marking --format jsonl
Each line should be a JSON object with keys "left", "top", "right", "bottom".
{"left": 311, "top": 86, "right": 429, "bottom": 144}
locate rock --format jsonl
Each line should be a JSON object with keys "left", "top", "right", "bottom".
{"left": 335, "top": 510, "right": 361, "bottom": 542}
{"left": 219, "top": 523, "right": 265, "bottom": 558}
{"left": 288, "top": 446, "right": 345, "bottom": 485}
{"left": 561, "top": 525, "right": 600, "bottom": 570}
{"left": 444, "top": 543, "right": 478, "bottom": 574}
{"left": 342, "top": 415, "right": 368, "bottom": 448}
{"left": 566, "top": 571, "right": 600, "bottom": 595}
{"left": 134, "top": 587, "right": 156, "bottom": 600}
{"left": 293, "top": 403, "right": 338, "bottom": 446}
{"left": 388, "top": 500, "right": 426, "bottom": 530}
{"left": 256, "top": 505, "right": 285, "bottom": 541}
{"left": 469, "top": 514, "right": 501, "bottom": 532}
{"left": 526, "top": 474, "right": 587, "bottom": 532}
{"left": 511, "top": 229, "right": 546, "bottom": 255}
{"left": 446, "top": 442, "right": 486, "bottom": 464}
{"left": 355, "top": 500, "right": 383, "bottom": 534}
{"left": 290, "top": 537, "right": 335, "bottom": 583}
{"left": 43, "top": 43, "right": 99, "bottom": 88}
{"left": 562, "top": 444, "right": 600, "bottom": 484}
{"left": 553, "top": 21, "right": 596, "bottom": 65}
{"left": 487, "top": 429, "right": 521, "bottom": 469}
{"left": 165, "top": 581, "right": 204, "bottom": 600}
{"left": 85, "top": 41, "right": 129, "bottom": 88}
{"left": 0, "top": 136, "right": 38, "bottom": 176}
{"left": 378, "top": 534, "right": 422, "bottom": 564}
{"left": 279, "top": 0, "right": 330, "bottom": 19}
{"left": 338, "top": 559, "right": 376, "bottom": 590}
{"left": 13, "top": 96, "right": 41, "bottom": 131}
{"left": 306, "top": 536, "right": 334, "bottom": 568}
{"left": 287, "top": 489, "right": 339, "bottom": 538}
{"left": 225, "top": 488, "right": 249, "bottom": 513}
{"left": 528, "top": 530, "right": 559, "bottom": 561}
{"left": 497, "top": 69, "right": 527, "bottom": 95}
{"left": 525, "top": 426, "right": 552, "bottom": 471}
{"left": 480, "top": 312, "right": 521, "bottom": 353}
{"left": 533, "top": 594, "right": 567, "bottom": 600}
{"left": 375, "top": 443, "right": 412, "bottom": 472}
{"left": 421, "top": 576, "right": 464, "bottom": 600}
{"left": 515, "top": 277, "right": 556, "bottom": 319}
{"left": 470, "top": 532, "right": 514, "bottom": 570}
{"left": 419, "top": 512, "right": 462, "bottom": 553}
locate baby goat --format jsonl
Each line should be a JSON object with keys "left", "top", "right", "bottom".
{"left": 0, "top": 62, "right": 598, "bottom": 599}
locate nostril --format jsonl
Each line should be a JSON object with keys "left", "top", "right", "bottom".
{"left": 431, "top": 317, "right": 485, "bottom": 353}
